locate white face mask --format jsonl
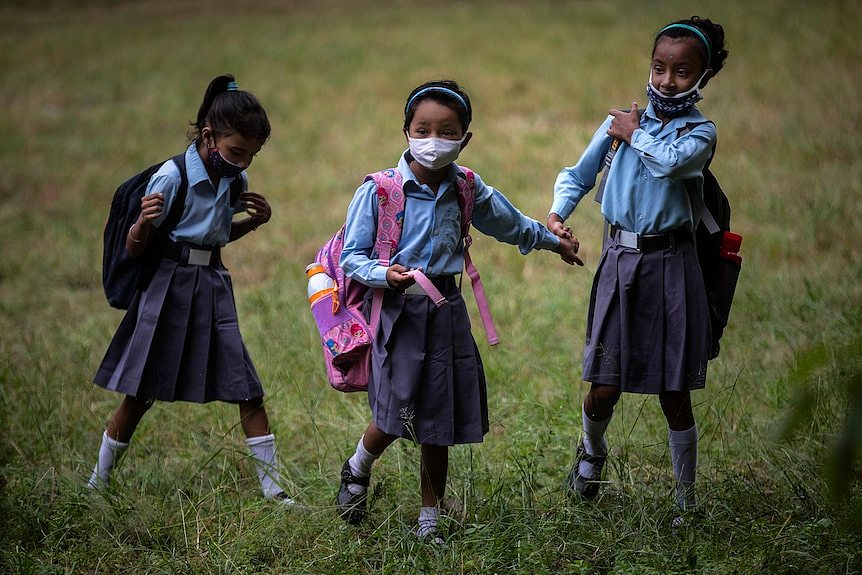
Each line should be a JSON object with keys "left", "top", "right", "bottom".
{"left": 408, "top": 136, "right": 464, "bottom": 171}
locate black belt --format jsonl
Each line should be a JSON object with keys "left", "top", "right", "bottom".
{"left": 162, "top": 241, "right": 222, "bottom": 267}
{"left": 610, "top": 225, "right": 692, "bottom": 251}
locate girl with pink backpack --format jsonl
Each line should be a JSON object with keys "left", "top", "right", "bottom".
{"left": 335, "top": 79, "right": 582, "bottom": 542}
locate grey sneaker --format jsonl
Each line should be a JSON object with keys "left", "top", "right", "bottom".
{"left": 336, "top": 459, "right": 369, "bottom": 525}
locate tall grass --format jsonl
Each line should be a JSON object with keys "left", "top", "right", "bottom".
{"left": 1, "top": 0, "right": 861, "bottom": 573}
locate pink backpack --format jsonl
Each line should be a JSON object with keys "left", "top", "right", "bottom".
{"left": 310, "top": 167, "right": 498, "bottom": 392}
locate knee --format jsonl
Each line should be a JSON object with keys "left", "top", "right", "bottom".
{"left": 589, "top": 385, "right": 621, "bottom": 407}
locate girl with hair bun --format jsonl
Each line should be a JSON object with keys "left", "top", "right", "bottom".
{"left": 548, "top": 16, "right": 729, "bottom": 525}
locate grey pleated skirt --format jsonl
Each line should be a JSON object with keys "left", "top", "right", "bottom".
{"left": 94, "top": 248, "right": 264, "bottom": 403}
{"left": 581, "top": 235, "right": 710, "bottom": 394}
{"left": 367, "top": 277, "right": 489, "bottom": 446}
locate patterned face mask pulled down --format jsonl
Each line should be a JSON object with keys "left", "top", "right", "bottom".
{"left": 646, "top": 70, "right": 709, "bottom": 118}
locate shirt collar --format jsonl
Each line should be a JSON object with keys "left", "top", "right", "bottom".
{"left": 184, "top": 143, "right": 211, "bottom": 188}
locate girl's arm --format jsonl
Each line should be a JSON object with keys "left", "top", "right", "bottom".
{"left": 126, "top": 193, "right": 164, "bottom": 257}
{"left": 339, "top": 180, "right": 390, "bottom": 288}
{"left": 229, "top": 191, "right": 271, "bottom": 242}
{"left": 550, "top": 116, "right": 614, "bottom": 223}
{"left": 628, "top": 122, "right": 716, "bottom": 181}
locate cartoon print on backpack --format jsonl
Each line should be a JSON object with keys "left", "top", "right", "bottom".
{"left": 326, "top": 79, "right": 582, "bottom": 542}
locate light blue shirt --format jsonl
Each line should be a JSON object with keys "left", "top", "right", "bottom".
{"left": 341, "top": 152, "right": 561, "bottom": 288}
{"left": 551, "top": 102, "right": 716, "bottom": 234}
{"left": 149, "top": 143, "right": 247, "bottom": 247}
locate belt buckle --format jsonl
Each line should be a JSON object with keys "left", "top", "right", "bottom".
{"left": 617, "top": 229, "right": 640, "bottom": 250}
{"left": 187, "top": 248, "right": 211, "bottom": 266}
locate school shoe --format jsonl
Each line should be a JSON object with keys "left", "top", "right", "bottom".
{"left": 415, "top": 527, "right": 446, "bottom": 546}
{"left": 565, "top": 440, "right": 606, "bottom": 501}
{"left": 336, "top": 459, "right": 369, "bottom": 525}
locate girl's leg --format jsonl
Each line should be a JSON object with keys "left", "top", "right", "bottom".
{"left": 337, "top": 422, "right": 397, "bottom": 524}
{"left": 660, "top": 391, "right": 698, "bottom": 511}
{"left": 568, "top": 383, "right": 621, "bottom": 499}
{"left": 88, "top": 395, "right": 152, "bottom": 488}
{"left": 417, "top": 444, "right": 448, "bottom": 539}
{"left": 240, "top": 399, "right": 293, "bottom": 503}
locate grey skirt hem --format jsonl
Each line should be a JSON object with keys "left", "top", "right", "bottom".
{"left": 93, "top": 256, "right": 264, "bottom": 404}
{"left": 581, "top": 237, "right": 710, "bottom": 395}
{"left": 367, "top": 279, "right": 489, "bottom": 446}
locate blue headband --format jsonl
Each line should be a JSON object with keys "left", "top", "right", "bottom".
{"left": 659, "top": 24, "right": 712, "bottom": 67}
{"left": 226, "top": 81, "right": 239, "bottom": 92}
{"left": 405, "top": 87, "right": 470, "bottom": 117}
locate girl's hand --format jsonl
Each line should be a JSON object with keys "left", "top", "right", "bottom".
{"left": 547, "top": 213, "right": 573, "bottom": 240}
{"left": 139, "top": 192, "right": 164, "bottom": 224}
{"left": 241, "top": 191, "right": 271, "bottom": 228}
{"left": 607, "top": 102, "right": 640, "bottom": 144}
{"left": 555, "top": 236, "right": 584, "bottom": 266}
{"left": 386, "top": 264, "right": 414, "bottom": 290}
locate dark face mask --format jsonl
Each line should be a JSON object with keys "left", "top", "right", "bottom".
{"left": 207, "top": 146, "right": 245, "bottom": 179}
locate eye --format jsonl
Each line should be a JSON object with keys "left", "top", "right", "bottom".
{"left": 652, "top": 64, "right": 664, "bottom": 74}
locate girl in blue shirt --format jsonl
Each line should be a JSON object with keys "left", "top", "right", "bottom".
{"left": 89, "top": 75, "right": 294, "bottom": 504}
{"left": 548, "top": 17, "right": 728, "bottom": 522}
{"left": 337, "top": 80, "right": 582, "bottom": 540}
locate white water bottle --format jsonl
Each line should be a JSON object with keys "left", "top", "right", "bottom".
{"left": 305, "top": 263, "right": 334, "bottom": 305}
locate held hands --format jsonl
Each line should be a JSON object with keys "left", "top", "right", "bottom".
{"left": 607, "top": 102, "right": 640, "bottom": 144}
{"left": 548, "top": 213, "right": 584, "bottom": 266}
{"left": 240, "top": 191, "right": 272, "bottom": 228}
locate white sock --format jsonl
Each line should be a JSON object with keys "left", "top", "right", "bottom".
{"left": 669, "top": 424, "right": 698, "bottom": 510}
{"left": 87, "top": 431, "right": 129, "bottom": 489}
{"left": 417, "top": 506, "right": 440, "bottom": 537}
{"left": 347, "top": 435, "right": 378, "bottom": 495}
{"left": 579, "top": 404, "right": 612, "bottom": 479}
{"left": 246, "top": 433, "right": 288, "bottom": 500}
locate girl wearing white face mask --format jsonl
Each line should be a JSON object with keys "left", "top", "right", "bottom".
{"left": 335, "top": 80, "right": 583, "bottom": 542}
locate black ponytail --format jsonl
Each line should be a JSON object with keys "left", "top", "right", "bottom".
{"left": 189, "top": 74, "right": 271, "bottom": 144}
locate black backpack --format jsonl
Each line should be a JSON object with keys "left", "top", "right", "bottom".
{"left": 102, "top": 155, "right": 188, "bottom": 309}
{"left": 595, "top": 119, "right": 741, "bottom": 359}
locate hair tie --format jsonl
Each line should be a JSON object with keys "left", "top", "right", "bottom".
{"left": 405, "top": 87, "right": 469, "bottom": 117}
{"left": 226, "top": 81, "right": 239, "bottom": 92}
{"left": 659, "top": 23, "right": 712, "bottom": 67}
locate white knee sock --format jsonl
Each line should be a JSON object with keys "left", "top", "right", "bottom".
{"left": 87, "top": 431, "right": 129, "bottom": 489}
{"left": 417, "top": 506, "right": 440, "bottom": 537}
{"left": 246, "top": 433, "right": 288, "bottom": 500}
{"left": 669, "top": 424, "right": 698, "bottom": 510}
{"left": 579, "top": 404, "right": 612, "bottom": 479}
{"left": 347, "top": 434, "right": 379, "bottom": 495}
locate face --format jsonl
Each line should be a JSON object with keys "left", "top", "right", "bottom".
{"left": 650, "top": 36, "right": 710, "bottom": 97}
{"left": 405, "top": 99, "right": 470, "bottom": 144}
{"left": 202, "top": 127, "right": 263, "bottom": 170}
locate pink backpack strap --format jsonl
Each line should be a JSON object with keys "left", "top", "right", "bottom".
{"left": 455, "top": 167, "right": 499, "bottom": 346}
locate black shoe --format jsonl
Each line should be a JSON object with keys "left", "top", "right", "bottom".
{"left": 565, "top": 440, "right": 606, "bottom": 501}
{"left": 336, "top": 459, "right": 370, "bottom": 525}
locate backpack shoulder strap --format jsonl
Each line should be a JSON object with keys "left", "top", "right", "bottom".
{"left": 677, "top": 121, "right": 720, "bottom": 234}
{"left": 364, "top": 168, "right": 406, "bottom": 267}
{"left": 594, "top": 108, "right": 644, "bottom": 206}
{"left": 161, "top": 154, "right": 190, "bottom": 232}
{"left": 452, "top": 165, "right": 499, "bottom": 346}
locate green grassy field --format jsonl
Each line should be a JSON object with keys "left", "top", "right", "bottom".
{"left": 2, "top": 0, "right": 861, "bottom": 573}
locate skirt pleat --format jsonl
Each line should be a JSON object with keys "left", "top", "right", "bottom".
{"left": 368, "top": 279, "right": 488, "bottom": 446}
{"left": 582, "top": 238, "right": 710, "bottom": 394}
{"left": 94, "top": 256, "right": 263, "bottom": 403}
